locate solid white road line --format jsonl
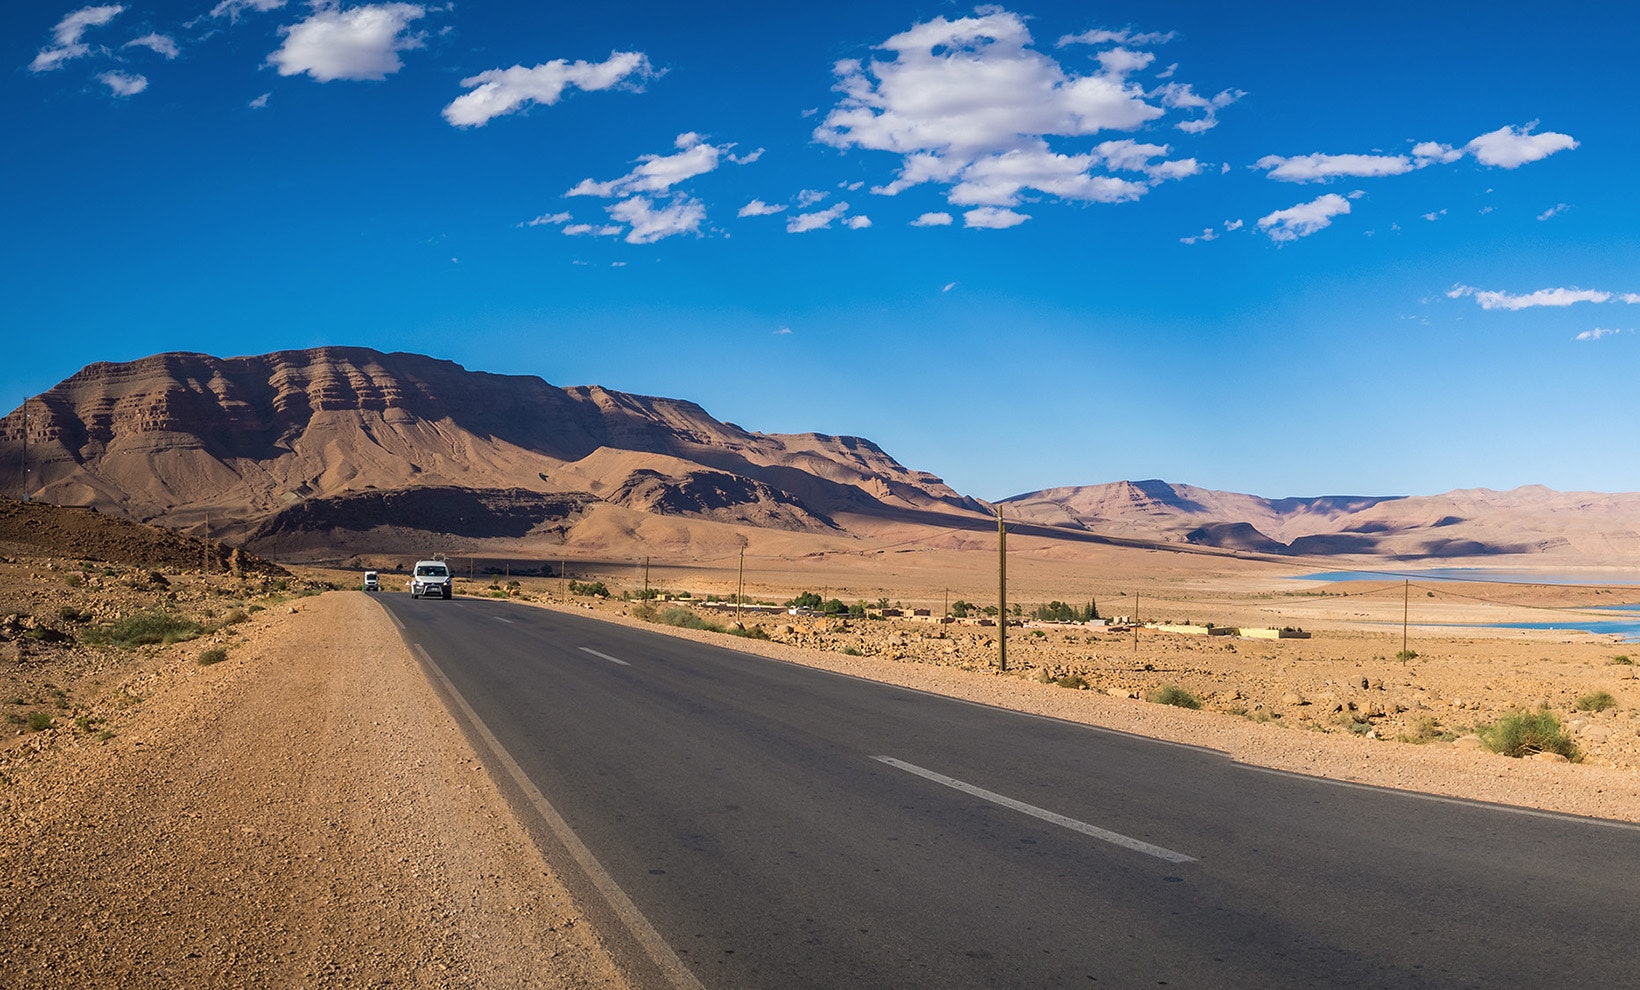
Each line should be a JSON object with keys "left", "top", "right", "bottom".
{"left": 579, "top": 647, "right": 631, "bottom": 666}
{"left": 491, "top": 616, "right": 514, "bottom": 623}
{"left": 414, "top": 644, "right": 703, "bottom": 989}
{"left": 874, "top": 756, "right": 1197, "bottom": 864}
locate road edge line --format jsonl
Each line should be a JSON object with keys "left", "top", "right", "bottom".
{"left": 412, "top": 642, "right": 704, "bottom": 989}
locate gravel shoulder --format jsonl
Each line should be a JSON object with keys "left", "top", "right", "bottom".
{"left": 0, "top": 591, "right": 628, "bottom": 989}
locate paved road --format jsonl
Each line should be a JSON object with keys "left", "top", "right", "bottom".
{"left": 378, "top": 595, "right": 1640, "bottom": 989}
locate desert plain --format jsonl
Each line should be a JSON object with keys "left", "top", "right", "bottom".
{"left": 4, "top": 500, "right": 1640, "bottom": 987}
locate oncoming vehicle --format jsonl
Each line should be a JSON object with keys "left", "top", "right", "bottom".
{"left": 408, "top": 560, "right": 453, "bottom": 600}
{"left": 362, "top": 570, "right": 379, "bottom": 592}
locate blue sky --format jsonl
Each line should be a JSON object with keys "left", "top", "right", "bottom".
{"left": 5, "top": 1, "right": 1635, "bottom": 501}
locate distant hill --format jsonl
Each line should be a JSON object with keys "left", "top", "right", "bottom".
{"left": 1001, "top": 480, "right": 1640, "bottom": 563}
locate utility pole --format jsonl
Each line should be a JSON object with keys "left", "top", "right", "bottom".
{"left": 997, "top": 506, "right": 1007, "bottom": 672}
{"left": 1402, "top": 579, "right": 1410, "bottom": 657}
{"left": 643, "top": 555, "right": 650, "bottom": 599}
{"left": 943, "top": 587, "right": 949, "bottom": 619}
{"left": 560, "top": 559, "right": 566, "bottom": 599}
{"left": 737, "top": 546, "right": 745, "bottom": 619}
{"left": 1133, "top": 593, "right": 1140, "bottom": 652}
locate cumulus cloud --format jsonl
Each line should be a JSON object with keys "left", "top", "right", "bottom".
{"left": 567, "top": 132, "right": 737, "bottom": 198}
{"left": 31, "top": 4, "right": 124, "bottom": 72}
{"left": 124, "top": 33, "right": 180, "bottom": 59}
{"left": 442, "top": 51, "right": 655, "bottom": 127}
{"left": 1257, "top": 193, "right": 1351, "bottom": 242}
{"left": 786, "top": 202, "right": 850, "bottom": 233}
{"left": 609, "top": 195, "right": 706, "bottom": 244}
{"left": 1255, "top": 152, "right": 1414, "bottom": 182}
{"left": 1258, "top": 123, "right": 1576, "bottom": 185}
{"left": 964, "top": 206, "right": 1030, "bottom": 228}
{"left": 1576, "top": 327, "right": 1622, "bottom": 341}
{"left": 268, "top": 2, "right": 426, "bottom": 82}
{"left": 1447, "top": 284, "right": 1624, "bottom": 311}
{"left": 558, "top": 132, "right": 758, "bottom": 244}
{"left": 97, "top": 70, "right": 147, "bottom": 96}
{"left": 813, "top": 7, "right": 1224, "bottom": 225}
{"left": 737, "top": 199, "right": 787, "bottom": 217}
{"left": 911, "top": 212, "right": 953, "bottom": 226}
{"left": 1466, "top": 122, "right": 1578, "bottom": 168}
{"left": 845, "top": 215, "right": 872, "bottom": 229}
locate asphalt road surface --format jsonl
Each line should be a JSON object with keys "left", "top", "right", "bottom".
{"left": 377, "top": 594, "right": 1640, "bottom": 989}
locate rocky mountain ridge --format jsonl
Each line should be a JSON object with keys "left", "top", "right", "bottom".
{"left": 0, "top": 347, "right": 985, "bottom": 554}
{"left": 3, "top": 349, "right": 1636, "bottom": 565}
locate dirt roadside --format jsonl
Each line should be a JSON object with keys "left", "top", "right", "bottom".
{"left": 0, "top": 591, "right": 629, "bottom": 989}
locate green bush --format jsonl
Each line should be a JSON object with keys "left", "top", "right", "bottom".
{"left": 197, "top": 647, "right": 229, "bottom": 666}
{"left": 85, "top": 610, "right": 202, "bottom": 647}
{"left": 25, "top": 711, "right": 53, "bottom": 732}
{"left": 1575, "top": 690, "right": 1617, "bottom": 712}
{"left": 1481, "top": 710, "right": 1580, "bottom": 760}
{"left": 1147, "top": 685, "right": 1202, "bottom": 709}
{"left": 1055, "top": 673, "right": 1089, "bottom": 690}
{"left": 569, "top": 580, "right": 610, "bottom": 598}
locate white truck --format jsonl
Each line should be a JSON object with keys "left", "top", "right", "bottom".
{"left": 408, "top": 560, "right": 453, "bottom": 600}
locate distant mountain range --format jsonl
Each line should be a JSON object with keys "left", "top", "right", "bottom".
{"left": 2, "top": 348, "right": 1636, "bottom": 565}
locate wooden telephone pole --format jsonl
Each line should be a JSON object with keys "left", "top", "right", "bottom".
{"left": 997, "top": 507, "right": 1007, "bottom": 672}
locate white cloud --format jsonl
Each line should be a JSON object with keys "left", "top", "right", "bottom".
{"left": 268, "top": 2, "right": 426, "bottom": 83}
{"left": 31, "top": 4, "right": 124, "bottom": 72}
{"left": 563, "top": 223, "right": 623, "bottom": 237}
{"left": 1255, "top": 152, "right": 1414, "bottom": 182}
{"left": 1466, "top": 122, "right": 1577, "bottom": 168}
{"left": 1447, "top": 284, "right": 1618, "bottom": 311}
{"left": 845, "top": 215, "right": 872, "bottom": 229}
{"left": 523, "top": 211, "right": 573, "bottom": 227}
{"left": 773, "top": 326, "right": 793, "bottom": 335}
{"left": 1180, "top": 226, "right": 1216, "bottom": 245}
{"left": 911, "top": 212, "right": 953, "bottom": 226}
{"left": 796, "top": 188, "right": 828, "bottom": 207}
{"left": 609, "top": 195, "right": 706, "bottom": 244}
{"left": 567, "top": 132, "right": 735, "bottom": 198}
{"left": 963, "top": 206, "right": 1030, "bottom": 229}
{"left": 1257, "top": 125, "right": 1574, "bottom": 185}
{"left": 942, "top": 281, "right": 957, "bottom": 292}
{"left": 737, "top": 199, "right": 786, "bottom": 217}
{"left": 1057, "top": 27, "right": 1177, "bottom": 47}
{"left": 248, "top": 91, "right": 270, "bottom": 108}
{"left": 786, "top": 202, "right": 850, "bottom": 233}
{"left": 211, "top": 0, "right": 286, "bottom": 20}
{"left": 98, "top": 70, "right": 147, "bottom": 96}
{"left": 1223, "top": 218, "right": 1243, "bottom": 232}
{"left": 814, "top": 8, "right": 1220, "bottom": 224}
{"left": 1576, "top": 327, "right": 1622, "bottom": 341}
{"left": 1537, "top": 203, "right": 1570, "bottom": 221}
{"left": 1422, "top": 209, "right": 1447, "bottom": 222}
{"left": 124, "top": 33, "right": 180, "bottom": 59}
{"left": 1256, "top": 193, "right": 1351, "bottom": 242}
{"left": 442, "top": 51, "right": 655, "bottom": 127}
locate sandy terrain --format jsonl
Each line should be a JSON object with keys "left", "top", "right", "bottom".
{"left": 0, "top": 574, "right": 627, "bottom": 989}
{"left": 5, "top": 533, "right": 1640, "bottom": 988}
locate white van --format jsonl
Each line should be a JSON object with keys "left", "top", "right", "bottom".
{"left": 408, "top": 560, "right": 453, "bottom": 600}
{"left": 362, "top": 570, "right": 380, "bottom": 592}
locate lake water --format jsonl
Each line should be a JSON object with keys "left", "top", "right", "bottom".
{"left": 1483, "top": 605, "right": 1640, "bottom": 643}
{"left": 1297, "top": 568, "right": 1640, "bottom": 586}
{"left": 1296, "top": 571, "right": 1640, "bottom": 641}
